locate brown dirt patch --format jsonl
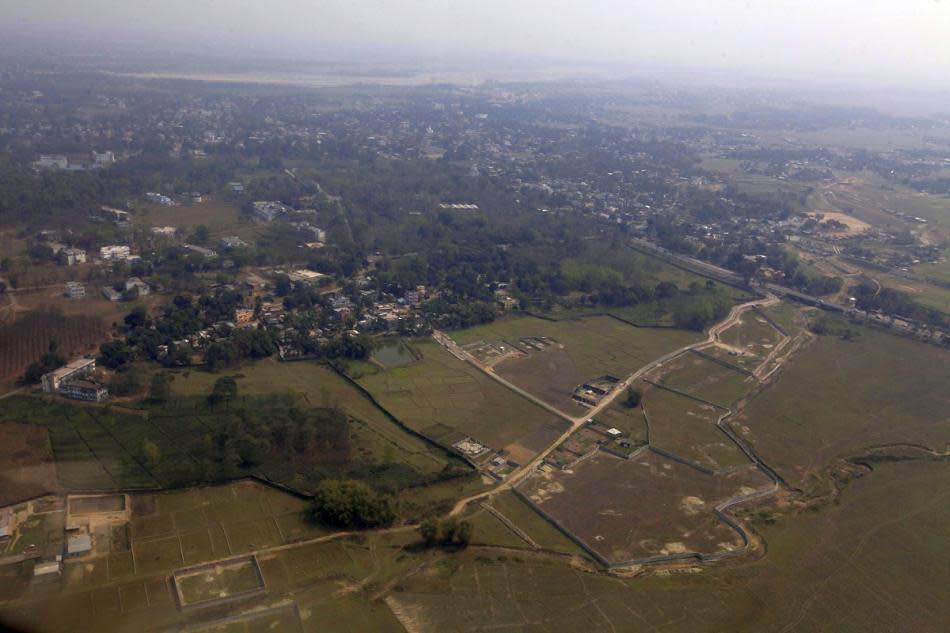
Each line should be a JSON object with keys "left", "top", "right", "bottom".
{"left": 0, "top": 422, "right": 59, "bottom": 505}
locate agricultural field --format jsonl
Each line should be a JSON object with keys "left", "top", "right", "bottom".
{"left": 0, "top": 371, "right": 464, "bottom": 504}
{"left": 174, "top": 555, "right": 265, "bottom": 607}
{"left": 451, "top": 315, "right": 700, "bottom": 414}
{"left": 736, "top": 323, "right": 950, "bottom": 490}
{"left": 0, "top": 481, "right": 412, "bottom": 633}
{"left": 0, "top": 421, "right": 59, "bottom": 505}
{"left": 517, "top": 450, "right": 770, "bottom": 564}
{"left": 640, "top": 383, "right": 750, "bottom": 470}
{"left": 355, "top": 339, "right": 568, "bottom": 464}
{"left": 0, "top": 309, "right": 109, "bottom": 387}
{"left": 388, "top": 459, "right": 950, "bottom": 633}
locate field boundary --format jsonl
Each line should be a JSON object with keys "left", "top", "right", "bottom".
{"left": 172, "top": 554, "right": 265, "bottom": 609}
{"left": 642, "top": 379, "right": 730, "bottom": 410}
{"left": 689, "top": 348, "right": 754, "bottom": 376}
{"left": 314, "top": 364, "right": 480, "bottom": 470}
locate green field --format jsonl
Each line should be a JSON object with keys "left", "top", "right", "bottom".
{"left": 0, "top": 482, "right": 412, "bottom": 632}
{"left": 167, "top": 359, "right": 457, "bottom": 481}
{"left": 641, "top": 382, "right": 750, "bottom": 470}
{"left": 651, "top": 352, "right": 756, "bottom": 408}
{"left": 175, "top": 556, "right": 264, "bottom": 606}
{"left": 737, "top": 324, "right": 950, "bottom": 490}
{"left": 388, "top": 459, "right": 950, "bottom": 633}
{"left": 451, "top": 315, "right": 700, "bottom": 413}
{"left": 355, "top": 340, "right": 566, "bottom": 461}
{"left": 0, "top": 358, "right": 467, "bottom": 499}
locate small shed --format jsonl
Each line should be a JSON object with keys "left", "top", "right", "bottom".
{"left": 66, "top": 533, "right": 92, "bottom": 556}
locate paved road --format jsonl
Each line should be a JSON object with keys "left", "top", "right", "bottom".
{"left": 435, "top": 293, "right": 778, "bottom": 516}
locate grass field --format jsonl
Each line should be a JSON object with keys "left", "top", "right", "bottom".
{"left": 140, "top": 198, "right": 245, "bottom": 233}
{"left": 735, "top": 324, "right": 950, "bottom": 490}
{"left": 641, "top": 383, "right": 750, "bottom": 470}
{"left": 167, "top": 359, "right": 456, "bottom": 481}
{"left": 0, "top": 421, "right": 59, "bottom": 505}
{"left": 174, "top": 555, "right": 265, "bottom": 606}
{"left": 389, "top": 459, "right": 950, "bottom": 633}
{"left": 451, "top": 315, "right": 700, "bottom": 413}
{"left": 518, "top": 451, "right": 769, "bottom": 563}
{"left": 0, "top": 481, "right": 411, "bottom": 633}
{"left": 355, "top": 340, "right": 567, "bottom": 462}
{"left": 718, "top": 310, "right": 785, "bottom": 360}
{"left": 0, "top": 309, "right": 108, "bottom": 385}
{"left": 650, "top": 352, "right": 756, "bottom": 408}
{"left": 488, "top": 491, "right": 589, "bottom": 557}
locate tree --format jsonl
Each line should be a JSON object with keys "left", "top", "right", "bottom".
{"left": 148, "top": 372, "right": 174, "bottom": 403}
{"left": 418, "top": 517, "right": 440, "bottom": 546}
{"left": 193, "top": 225, "right": 210, "bottom": 244}
{"left": 110, "top": 366, "right": 146, "bottom": 396}
{"left": 100, "top": 340, "right": 133, "bottom": 369}
{"left": 140, "top": 439, "right": 162, "bottom": 469}
{"left": 625, "top": 388, "right": 642, "bottom": 408}
{"left": 124, "top": 305, "right": 148, "bottom": 329}
{"left": 208, "top": 376, "right": 238, "bottom": 406}
{"left": 417, "top": 517, "right": 474, "bottom": 548}
{"left": 309, "top": 480, "right": 394, "bottom": 529}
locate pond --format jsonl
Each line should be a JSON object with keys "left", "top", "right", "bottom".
{"left": 372, "top": 339, "right": 417, "bottom": 369}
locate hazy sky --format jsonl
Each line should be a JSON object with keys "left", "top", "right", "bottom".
{"left": 4, "top": 1, "right": 950, "bottom": 85}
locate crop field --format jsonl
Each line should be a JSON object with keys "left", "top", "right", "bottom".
{"left": 736, "top": 325, "right": 950, "bottom": 489}
{"left": 356, "top": 340, "right": 567, "bottom": 462}
{"left": 0, "top": 309, "right": 108, "bottom": 385}
{"left": 641, "top": 383, "right": 750, "bottom": 470}
{"left": 648, "top": 352, "right": 755, "bottom": 407}
{"left": 174, "top": 555, "right": 265, "bottom": 607}
{"left": 388, "top": 459, "right": 950, "bottom": 633}
{"left": 0, "top": 421, "right": 59, "bottom": 505}
{"left": 451, "top": 315, "right": 699, "bottom": 413}
{"left": 518, "top": 450, "right": 770, "bottom": 564}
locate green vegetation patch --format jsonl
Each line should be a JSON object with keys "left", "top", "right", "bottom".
{"left": 642, "top": 383, "right": 750, "bottom": 470}
{"left": 452, "top": 315, "right": 699, "bottom": 413}
{"left": 737, "top": 324, "right": 950, "bottom": 488}
{"left": 356, "top": 340, "right": 566, "bottom": 456}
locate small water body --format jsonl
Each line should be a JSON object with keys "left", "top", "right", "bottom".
{"left": 373, "top": 339, "right": 416, "bottom": 368}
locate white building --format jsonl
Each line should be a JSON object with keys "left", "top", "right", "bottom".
{"left": 92, "top": 151, "right": 115, "bottom": 165}
{"left": 145, "top": 192, "right": 174, "bottom": 206}
{"left": 151, "top": 226, "right": 177, "bottom": 237}
{"left": 124, "top": 277, "right": 150, "bottom": 296}
{"left": 64, "top": 281, "right": 86, "bottom": 299}
{"left": 34, "top": 155, "right": 68, "bottom": 170}
{"left": 62, "top": 248, "right": 86, "bottom": 266}
{"left": 252, "top": 201, "right": 290, "bottom": 221}
{"left": 41, "top": 358, "right": 96, "bottom": 393}
{"left": 100, "top": 245, "right": 131, "bottom": 261}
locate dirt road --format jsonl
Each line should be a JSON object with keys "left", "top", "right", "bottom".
{"left": 436, "top": 293, "right": 779, "bottom": 516}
